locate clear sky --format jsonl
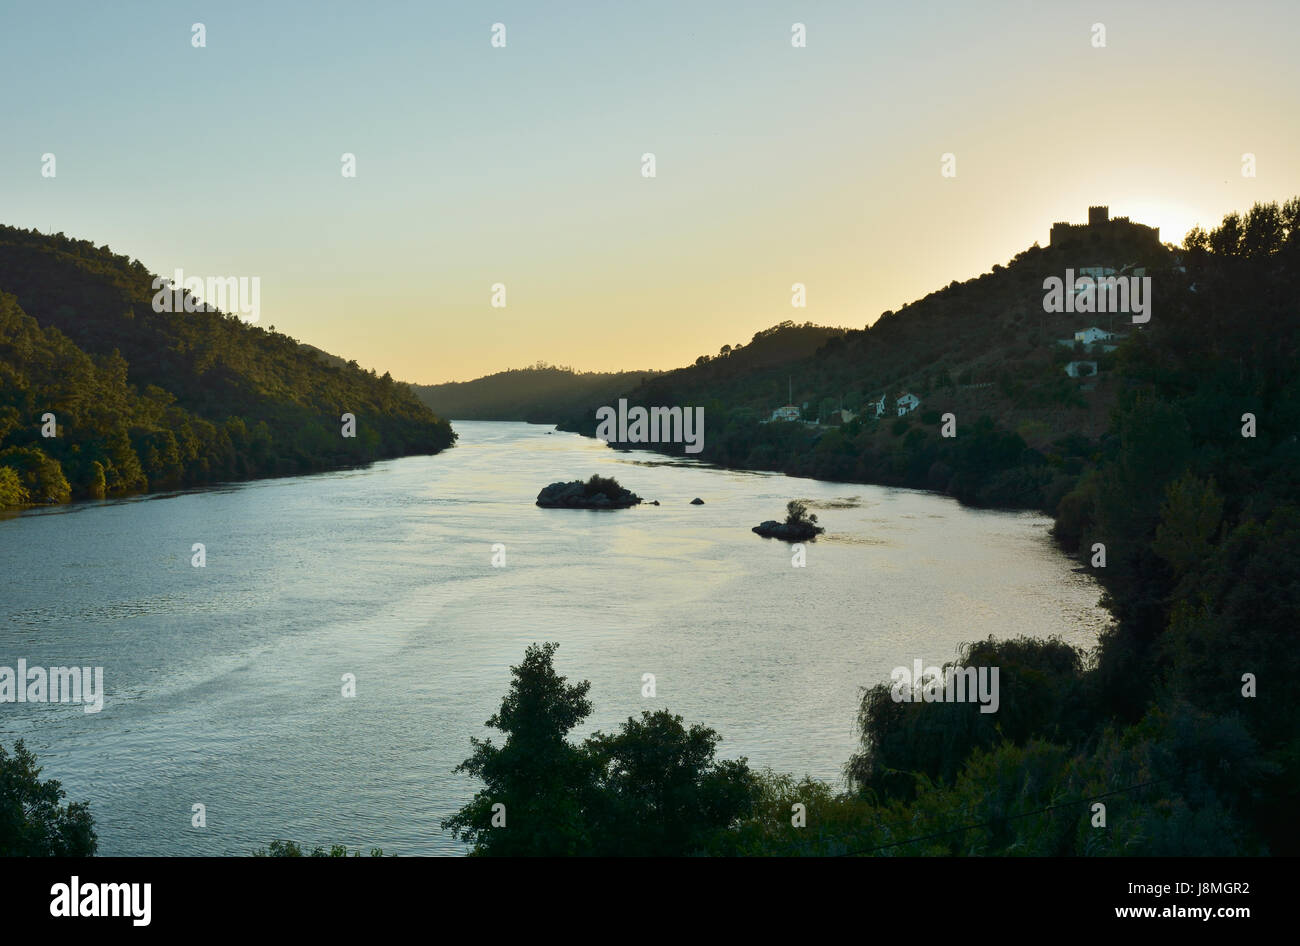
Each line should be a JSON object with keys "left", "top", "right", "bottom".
{"left": 3, "top": 1, "right": 1298, "bottom": 382}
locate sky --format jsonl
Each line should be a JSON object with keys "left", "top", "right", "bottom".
{"left": 3, "top": 0, "right": 1299, "bottom": 382}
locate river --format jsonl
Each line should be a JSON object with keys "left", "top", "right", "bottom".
{"left": 0, "top": 421, "right": 1109, "bottom": 854}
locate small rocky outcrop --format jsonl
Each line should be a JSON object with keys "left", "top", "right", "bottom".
{"left": 751, "top": 520, "right": 823, "bottom": 540}
{"left": 752, "top": 500, "right": 824, "bottom": 541}
{"left": 536, "top": 475, "right": 642, "bottom": 509}
{"left": 690, "top": 498, "right": 704, "bottom": 505}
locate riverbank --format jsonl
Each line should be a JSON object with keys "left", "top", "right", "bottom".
{"left": 0, "top": 421, "right": 1106, "bottom": 854}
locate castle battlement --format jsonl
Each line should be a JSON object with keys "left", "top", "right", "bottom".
{"left": 1050, "top": 206, "right": 1159, "bottom": 249}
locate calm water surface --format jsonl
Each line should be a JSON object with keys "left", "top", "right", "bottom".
{"left": 0, "top": 421, "right": 1108, "bottom": 854}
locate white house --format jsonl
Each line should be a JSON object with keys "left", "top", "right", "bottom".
{"left": 871, "top": 394, "right": 887, "bottom": 418}
{"left": 896, "top": 393, "right": 921, "bottom": 416}
{"left": 1065, "top": 361, "right": 1098, "bottom": 378}
{"left": 769, "top": 405, "right": 801, "bottom": 422}
{"left": 1074, "top": 327, "right": 1115, "bottom": 346}
{"left": 827, "top": 409, "right": 858, "bottom": 426}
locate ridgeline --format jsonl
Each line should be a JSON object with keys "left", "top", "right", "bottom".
{"left": 446, "top": 199, "right": 1300, "bottom": 856}
{"left": 410, "top": 363, "right": 661, "bottom": 423}
{"left": 0, "top": 225, "right": 455, "bottom": 507}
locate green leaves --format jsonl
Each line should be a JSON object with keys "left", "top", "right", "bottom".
{"left": 444, "top": 644, "right": 757, "bottom": 856}
{"left": 0, "top": 226, "right": 456, "bottom": 507}
{"left": 0, "top": 739, "right": 98, "bottom": 857}
{"left": 1152, "top": 474, "right": 1224, "bottom": 582}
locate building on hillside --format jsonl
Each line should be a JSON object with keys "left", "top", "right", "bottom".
{"left": 1049, "top": 206, "right": 1160, "bottom": 250}
{"left": 1074, "top": 326, "right": 1116, "bottom": 346}
{"left": 765, "top": 377, "right": 802, "bottom": 423}
{"left": 827, "top": 409, "right": 858, "bottom": 426}
{"left": 1078, "top": 265, "right": 1117, "bottom": 282}
{"left": 1057, "top": 327, "right": 1123, "bottom": 352}
{"left": 1065, "top": 361, "right": 1098, "bottom": 378}
{"left": 869, "top": 393, "right": 921, "bottom": 417}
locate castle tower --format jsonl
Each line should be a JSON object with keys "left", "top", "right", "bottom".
{"left": 1088, "top": 205, "right": 1109, "bottom": 227}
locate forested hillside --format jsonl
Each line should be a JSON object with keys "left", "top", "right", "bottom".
{"left": 410, "top": 323, "right": 846, "bottom": 422}
{"left": 0, "top": 226, "right": 454, "bottom": 506}
{"left": 812, "top": 199, "right": 1300, "bottom": 856}
{"left": 444, "top": 200, "right": 1300, "bottom": 856}
{"left": 557, "top": 222, "right": 1173, "bottom": 509}
{"left": 410, "top": 363, "right": 661, "bottom": 422}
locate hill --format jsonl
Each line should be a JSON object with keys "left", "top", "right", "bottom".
{"left": 410, "top": 363, "right": 662, "bottom": 422}
{"left": 566, "top": 198, "right": 1300, "bottom": 856}
{"left": 557, "top": 211, "right": 1174, "bottom": 509}
{"left": 408, "top": 323, "right": 846, "bottom": 423}
{"left": 0, "top": 225, "right": 454, "bottom": 506}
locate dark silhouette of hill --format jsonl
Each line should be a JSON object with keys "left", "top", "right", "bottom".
{"left": 557, "top": 215, "right": 1175, "bottom": 509}
{"left": 463, "top": 199, "right": 1300, "bottom": 858}
{"left": 0, "top": 225, "right": 454, "bottom": 506}
{"left": 410, "top": 323, "right": 845, "bottom": 422}
{"left": 831, "top": 198, "right": 1300, "bottom": 856}
{"left": 410, "top": 364, "right": 661, "bottom": 422}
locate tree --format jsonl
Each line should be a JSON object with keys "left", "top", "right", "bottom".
{"left": 582, "top": 710, "right": 757, "bottom": 855}
{"left": 253, "top": 840, "right": 382, "bottom": 857}
{"left": 0, "top": 446, "right": 71, "bottom": 503}
{"left": 445, "top": 644, "right": 763, "bottom": 855}
{"left": 1152, "top": 474, "right": 1223, "bottom": 582}
{"left": 785, "top": 499, "right": 818, "bottom": 528}
{"left": 0, "top": 466, "right": 28, "bottom": 506}
{"left": 442, "top": 642, "right": 595, "bottom": 855}
{"left": 0, "top": 740, "right": 97, "bottom": 856}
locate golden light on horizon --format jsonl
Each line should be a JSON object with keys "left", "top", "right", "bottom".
{"left": 1118, "top": 200, "right": 1204, "bottom": 247}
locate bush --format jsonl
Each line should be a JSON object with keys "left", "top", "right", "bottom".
{"left": 0, "top": 446, "right": 70, "bottom": 503}
{"left": 0, "top": 740, "right": 97, "bottom": 856}
{"left": 0, "top": 465, "right": 28, "bottom": 506}
{"left": 253, "top": 840, "right": 383, "bottom": 857}
{"left": 582, "top": 474, "right": 622, "bottom": 498}
{"left": 444, "top": 643, "right": 761, "bottom": 856}
{"left": 785, "top": 500, "right": 818, "bottom": 527}
{"left": 845, "top": 636, "right": 1090, "bottom": 801}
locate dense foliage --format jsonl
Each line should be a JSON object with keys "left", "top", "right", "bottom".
{"left": 450, "top": 199, "right": 1299, "bottom": 857}
{"left": 410, "top": 363, "right": 661, "bottom": 422}
{"left": 556, "top": 245, "right": 1177, "bottom": 510}
{"left": 253, "top": 840, "right": 383, "bottom": 857}
{"left": 8, "top": 200, "right": 1295, "bottom": 857}
{"left": 730, "top": 198, "right": 1300, "bottom": 856}
{"left": 443, "top": 643, "right": 757, "bottom": 856}
{"left": 0, "top": 225, "right": 455, "bottom": 506}
{"left": 0, "top": 740, "right": 97, "bottom": 856}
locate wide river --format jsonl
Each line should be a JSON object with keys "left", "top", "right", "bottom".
{"left": 0, "top": 421, "right": 1109, "bottom": 855}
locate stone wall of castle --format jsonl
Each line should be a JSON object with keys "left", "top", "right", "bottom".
{"left": 1049, "top": 206, "right": 1159, "bottom": 248}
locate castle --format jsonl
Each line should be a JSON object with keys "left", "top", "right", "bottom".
{"left": 1049, "top": 206, "right": 1160, "bottom": 249}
